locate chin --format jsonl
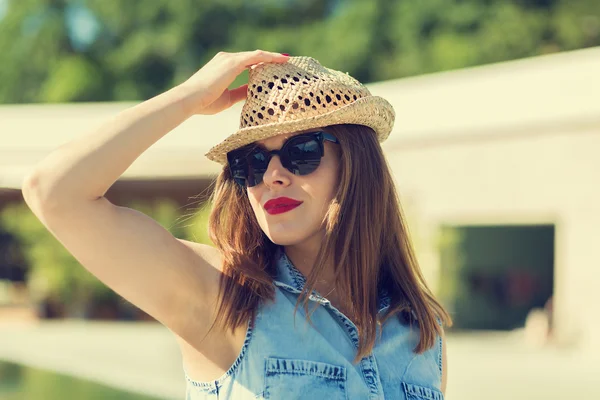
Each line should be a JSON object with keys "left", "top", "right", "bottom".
{"left": 262, "top": 225, "right": 311, "bottom": 247}
{"left": 265, "top": 232, "right": 306, "bottom": 246}
{"left": 263, "top": 223, "right": 324, "bottom": 248}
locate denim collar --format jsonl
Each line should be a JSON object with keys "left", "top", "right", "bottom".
{"left": 273, "top": 246, "right": 391, "bottom": 313}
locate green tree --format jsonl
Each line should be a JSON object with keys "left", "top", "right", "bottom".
{"left": 0, "top": 202, "right": 110, "bottom": 315}
{"left": 0, "top": 0, "right": 598, "bottom": 103}
{"left": 0, "top": 197, "right": 211, "bottom": 317}
{"left": 0, "top": 0, "right": 108, "bottom": 103}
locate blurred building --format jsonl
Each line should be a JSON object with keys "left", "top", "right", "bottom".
{"left": 1, "top": 47, "right": 598, "bottom": 350}
{"left": 373, "top": 46, "right": 599, "bottom": 351}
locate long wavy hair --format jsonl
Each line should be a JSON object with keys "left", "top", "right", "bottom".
{"left": 204, "top": 123, "right": 452, "bottom": 364}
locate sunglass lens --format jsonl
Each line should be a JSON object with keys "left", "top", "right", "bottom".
{"left": 287, "top": 137, "right": 322, "bottom": 175}
{"left": 227, "top": 132, "right": 330, "bottom": 187}
{"left": 228, "top": 155, "right": 248, "bottom": 186}
{"left": 247, "top": 148, "right": 270, "bottom": 187}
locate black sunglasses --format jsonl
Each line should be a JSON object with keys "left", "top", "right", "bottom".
{"left": 227, "top": 130, "right": 339, "bottom": 188}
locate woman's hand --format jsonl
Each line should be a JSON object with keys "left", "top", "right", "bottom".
{"left": 178, "top": 50, "right": 289, "bottom": 116}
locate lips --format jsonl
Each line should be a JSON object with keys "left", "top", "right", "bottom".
{"left": 264, "top": 197, "right": 303, "bottom": 215}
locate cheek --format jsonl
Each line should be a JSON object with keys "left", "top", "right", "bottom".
{"left": 247, "top": 189, "right": 274, "bottom": 229}
{"left": 247, "top": 190, "right": 262, "bottom": 214}
{"left": 314, "top": 155, "right": 340, "bottom": 200}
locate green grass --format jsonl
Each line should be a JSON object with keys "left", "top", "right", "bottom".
{"left": 0, "top": 361, "right": 161, "bottom": 400}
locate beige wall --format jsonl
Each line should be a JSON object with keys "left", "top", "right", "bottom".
{"left": 384, "top": 122, "right": 600, "bottom": 349}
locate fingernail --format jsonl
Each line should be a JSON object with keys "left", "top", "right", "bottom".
{"left": 281, "top": 53, "right": 290, "bottom": 57}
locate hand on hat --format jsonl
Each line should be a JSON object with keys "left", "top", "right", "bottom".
{"left": 178, "top": 50, "right": 289, "bottom": 116}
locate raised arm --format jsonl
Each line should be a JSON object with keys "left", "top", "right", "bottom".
{"left": 21, "top": 50, "right": 289, "bottom": 350}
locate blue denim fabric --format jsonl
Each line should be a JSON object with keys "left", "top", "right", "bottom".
{"left": 185, "top": 246, "right": 444, "bottom": 399}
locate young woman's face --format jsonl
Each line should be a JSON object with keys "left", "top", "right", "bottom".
{"left": 246, "top": 129, "right": 341, "bottom": 246}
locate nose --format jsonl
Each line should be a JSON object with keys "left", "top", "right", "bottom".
{"left": 262, "top": 155, "right": 292, "bottom": 187}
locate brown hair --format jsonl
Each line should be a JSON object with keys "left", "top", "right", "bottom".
{"left": 204, "top": 123, "right": 452, "bottom": 364}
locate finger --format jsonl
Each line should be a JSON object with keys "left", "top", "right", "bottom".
{"left": 239, "top": 50, "right": 289, "bottom": 69}
{"left": 249, "top": 62, "right": 265, "bottom": 71}
{"left": 229, "top": 84, "right": 249, "bottom": 105}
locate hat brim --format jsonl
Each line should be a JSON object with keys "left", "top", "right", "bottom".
{"left": 205, "top": 96, "right": 395, "bottom": 165}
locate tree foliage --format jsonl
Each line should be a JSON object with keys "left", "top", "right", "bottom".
{"left": 0, "top": 199, "right": 212, "bottom": 315}
{"left": 0, "top": 0, "right": 598, "bottom": 104}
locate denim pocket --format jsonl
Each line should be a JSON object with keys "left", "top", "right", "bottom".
{"left": 402, "top": 382, "right": 444, "bottom": 400}
{"left": 263, "top": 357, "right": 347, "bottom": 399}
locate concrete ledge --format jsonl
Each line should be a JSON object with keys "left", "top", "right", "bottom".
{"left": 0, "top": 321, "right": 184, "bottom": 399}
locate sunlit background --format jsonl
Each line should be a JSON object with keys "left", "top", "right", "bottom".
{"left": 1, "top": 0, "right": 599, "bottom": 399}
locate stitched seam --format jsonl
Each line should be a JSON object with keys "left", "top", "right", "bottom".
{"left": 280, "top": 248, "right": 306, "bottom": 291}
{"left": 437, "top": 333, "right": 443, "bottom": 378}
{"left": 266, "top": 370, "right": 345, "bottom": 380}
{"left": 400, "top": 353, "right": 417, "bottom": 381}
{"left": 273, "top": 281, "right": 328, "bottom": 304}
{"left": 262, "top": 356, "right": 269, "bottom": 398}
{"left": 403, "top": 382, "right": 442, "bottom": 400}
{"left": 185, "top": 315, "right": 255, "bottom": 389}
{"left": 436, "top": 316, "right": 443, "bottom": 379}
{"left": 264, "top": 358, "right": 347, "bottom": 380}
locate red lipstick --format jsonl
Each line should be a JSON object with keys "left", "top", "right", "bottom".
{"left": 264, "top": 197, "right": 303, "bottom": 215}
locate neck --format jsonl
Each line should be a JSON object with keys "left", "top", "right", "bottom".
{"left": 283, "top": 233, "right": 336, "bottom": 289}
{"left": 283, "top": 234, "right": 361, "bottom": 319}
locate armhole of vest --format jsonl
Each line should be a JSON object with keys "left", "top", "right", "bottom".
{"left": 435, "top": 316, "right": 443, "bottom": 379}
{"left": 184, "top": 313, "right": 256, "bottom": 391}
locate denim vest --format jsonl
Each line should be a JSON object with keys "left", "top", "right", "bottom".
{"left": 185, "top": 246, "right": 444, "bottom": 399}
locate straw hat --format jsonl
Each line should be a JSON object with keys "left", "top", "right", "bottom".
{"left": 205, "top": 56, "right": 396, "bottom": 165}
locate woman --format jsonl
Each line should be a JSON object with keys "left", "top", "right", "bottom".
{"left": 22, "top": 50, "right": 451, "bottom": 399}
